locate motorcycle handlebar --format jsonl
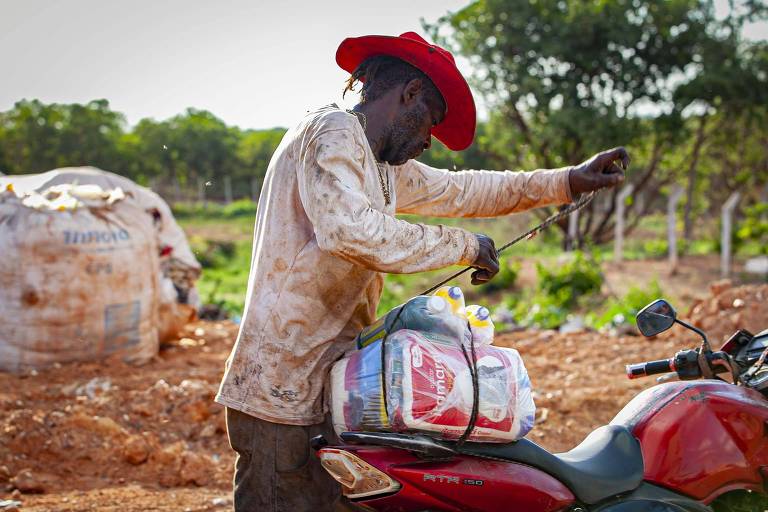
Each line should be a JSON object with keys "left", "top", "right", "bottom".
{"left": 626, "top": 358, "right": 673, "bottom": 380}
{"left": 626, "top": 350, "right": 735, "bottom": 381}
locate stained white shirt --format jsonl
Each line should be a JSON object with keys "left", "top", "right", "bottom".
{"left": 215, "top": 104, "right": 572, "bottom": 425}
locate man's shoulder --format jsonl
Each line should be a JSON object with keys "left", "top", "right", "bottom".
{"left": 301, "top": 104, "right": 360, "bottom": 137}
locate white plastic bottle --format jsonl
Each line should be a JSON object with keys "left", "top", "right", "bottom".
{"left": 434, "top": 286, "right": 466, "bottom": 317}
{"left": 466, "top": 304, "right": 495, "bottom": 345}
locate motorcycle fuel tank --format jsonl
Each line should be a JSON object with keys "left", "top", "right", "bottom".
{"left": 612, "top": 380, "right": 768, "bottom": 503}
{"left": 343, "top": 446, "right": 575, "bottom": 512}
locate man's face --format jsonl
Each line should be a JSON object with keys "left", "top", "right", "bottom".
{"left": 382, "top": 90, "right": 446, "bottom": 166}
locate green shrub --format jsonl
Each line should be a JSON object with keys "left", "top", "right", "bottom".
{"left": 510, "top": 290, "right": 569, "bottom": 329}
{"left": 194, "top": 238, "right": 252, "bottom": 315}
{"left": 588, "top": 280, "right": 663, "bottom": 330}
{"left": 479, "top": 259, "right": 521, "bottom": 294}
{"left": 641, "top": 239, "right": 668, "bottom": 258}
{"left": 737, "top": 203, "right": 768, "bottom": 256}
{"left": 173, "top": 199, "right": 258, "bottom": 219}
{"left": 221, "top": 198, "right": 258, "bottom": 218}
{"left": 172, "top": 201, "right": 208, "bottom": 219}
{"left": 536, "top": 252, "right": 603, "bottom": 308}
{"left": 189, "top": 236, "right": 237, "bottom": 268}
{"left": 680, "top": 238, "right": 718, "bottom": 256}
{"left": 505, "top": 252, "right": 602, "bottom": 329}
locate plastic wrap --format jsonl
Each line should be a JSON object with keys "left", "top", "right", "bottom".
{"left": 331, "top": 329, "right": 535, "bottom": 442}
{"left": 355, "top": 295, "right": 469, "bottom": 349}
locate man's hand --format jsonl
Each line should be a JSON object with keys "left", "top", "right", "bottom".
{"left": 569, "top": 147, "right": 630, "bottom": 196}
{"left": 471, "top": 234, "right": 499, "bottom": 285}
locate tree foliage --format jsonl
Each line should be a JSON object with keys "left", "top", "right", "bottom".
{"left": 427, "top": 0, "right": 768, "bottom": 245}
{"left": 0, "top": 99, "right": 287, "bottom": 201}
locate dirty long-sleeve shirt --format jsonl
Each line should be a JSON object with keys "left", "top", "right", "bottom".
{"left": 215, "top": 104, "right": 572, "bottom": 425}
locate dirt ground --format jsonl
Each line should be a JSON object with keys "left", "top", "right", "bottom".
{"left": 1, "top": 282, "right": 766, "bottom": 511}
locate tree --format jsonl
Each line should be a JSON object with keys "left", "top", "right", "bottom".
{"left": 0, "top": 99, "right": 126, "bottom": 175}
{"left": 129, "top": 109, "right": 240, "bottom": 201}
{"left": 127, "top": 117, "right": 178, "bottom": 187}
{"left": 236, "top": 128, "right": 286, "bottom": 200}
{"left": 428, "top": 0, "right": 768, "bottom": 245}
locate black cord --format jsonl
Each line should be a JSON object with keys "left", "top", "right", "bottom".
{"left": 379, "top": 304, "right": 408, "bottom": 426}
{"left": 456, "top": 322, "right": 479, "bottom": 447}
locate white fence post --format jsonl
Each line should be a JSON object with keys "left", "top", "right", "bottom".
{"left": 197, "top": 178, "right": 205, "bottom": 204}
{"left": 721, "top": 191, "right": 741, "bottom": 278}
{"left": 614, "top": 184, "right": 635, "bottom": 263}
{"left": 224, "top": 175, "right": 233, "bottom": 204}
{"left": 199, "top": 178, "right": 209, "bottom": 209}
{"left": 567, "top": 209, "right": 579, "bottom": 252}
{"left": 635, "top": 190, "right": 645, "bottom": 217}
{"left": 668, "top": 186, "right": 685, "bottom": 272}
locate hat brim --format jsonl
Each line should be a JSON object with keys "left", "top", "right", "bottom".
{"left": 336, "top": 35, "right": 476, "bottom": 152}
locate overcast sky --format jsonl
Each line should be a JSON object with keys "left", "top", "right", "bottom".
{"left": 2, "top": 0, "right": 765, "bottom": 131}
{"left": 1, "top": 0, "right": 471, "bottom": 130}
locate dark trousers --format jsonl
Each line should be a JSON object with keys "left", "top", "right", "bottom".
{"left": 226, "top": 407, "right": 356, "bottom": 512}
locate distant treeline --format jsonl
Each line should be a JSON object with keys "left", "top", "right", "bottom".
{"left": 0, "top": 99, "right": 288, "bottom": 202}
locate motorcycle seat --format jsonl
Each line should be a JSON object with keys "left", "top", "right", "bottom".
{"left": 457, "top": 424, "right": 644, "bottom": 505}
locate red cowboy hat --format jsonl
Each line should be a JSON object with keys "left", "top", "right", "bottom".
{"left": 336, "top": 32, "right": 476, "bottom": 151}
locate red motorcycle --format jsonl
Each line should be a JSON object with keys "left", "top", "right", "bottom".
{"left": 312, "top": 299, "right": 768, "bottom": 511}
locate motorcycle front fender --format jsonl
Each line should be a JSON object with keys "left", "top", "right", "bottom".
{"left": 611, "top": 380, "right": 768, "bottom": 501}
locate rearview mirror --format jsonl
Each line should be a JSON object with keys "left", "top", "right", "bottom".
{"left": 636, "top": 299, "right": 677, "bottom": 337}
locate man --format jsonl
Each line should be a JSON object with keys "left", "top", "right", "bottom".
{"left": 216, "top": 32, "right": 628, "bottom": 511}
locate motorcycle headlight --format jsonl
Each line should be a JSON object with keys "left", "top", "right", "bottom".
{"left": 318, "top": 448, "right": 401, "bottom": 499}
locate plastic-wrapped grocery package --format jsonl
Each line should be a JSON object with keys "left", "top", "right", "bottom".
{"left": 355, "top": 295, "right": 468, "bottom": 349}
{"left": 331, "top": 329, "right": 535, "bottom": 442}
{"left": 330, "top": 338, "right": 391, "bottom": 432}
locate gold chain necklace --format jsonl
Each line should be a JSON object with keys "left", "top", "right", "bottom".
{"left": 375, "top": 162, "right": 391, "bottom": 206}
{"left": 348, "top": 109, "right": 391, "bottom": 206}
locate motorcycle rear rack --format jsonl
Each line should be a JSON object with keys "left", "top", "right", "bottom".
{"left": 338, "top": 431, "right": 458, "bottom": 458}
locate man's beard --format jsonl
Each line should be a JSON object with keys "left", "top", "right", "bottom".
{"left": 381, "top": 104, "right": 428, "bottom": 166}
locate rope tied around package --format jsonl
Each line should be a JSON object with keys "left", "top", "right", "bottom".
{"left": 456, "top": 325, "right": 479, "bottom": 448}
{"left": 379, "top": 190, "right": 599, "bottom": 444}
{"left": 423, "top": 190, "right": 598, "bottom": 443}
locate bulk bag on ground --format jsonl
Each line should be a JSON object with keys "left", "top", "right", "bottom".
{"left": 0, "top": 182, "right": 161, "bottom": 372}
{"left": 331, "top": 329, "right": 536, "bottom": 443}
{"left": 0, "top": 167, "right": 201, "bottom": 342}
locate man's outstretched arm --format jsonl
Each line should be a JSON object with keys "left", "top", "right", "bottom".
{"left": 395, "top": 147, "right": 629, "bottom": 218}
{"left": 297, "top": 127, "right": 486, "bottom": 274}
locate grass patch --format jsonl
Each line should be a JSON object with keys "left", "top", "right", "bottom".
{"left": 587, "top": 281, "right": 663, "bottom": 330}
{"left": 190, "top": 237, "right": 252, "bottom": 316}
{"left": 172, "top": 199, "right": 258, "bottom": 220}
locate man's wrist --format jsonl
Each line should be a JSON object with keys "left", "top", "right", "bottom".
{"left": 565, "top": 166, "right": 576, "bottom": 203}
{"left": 460, "top": 231, "right": 480, "bottom": 266}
